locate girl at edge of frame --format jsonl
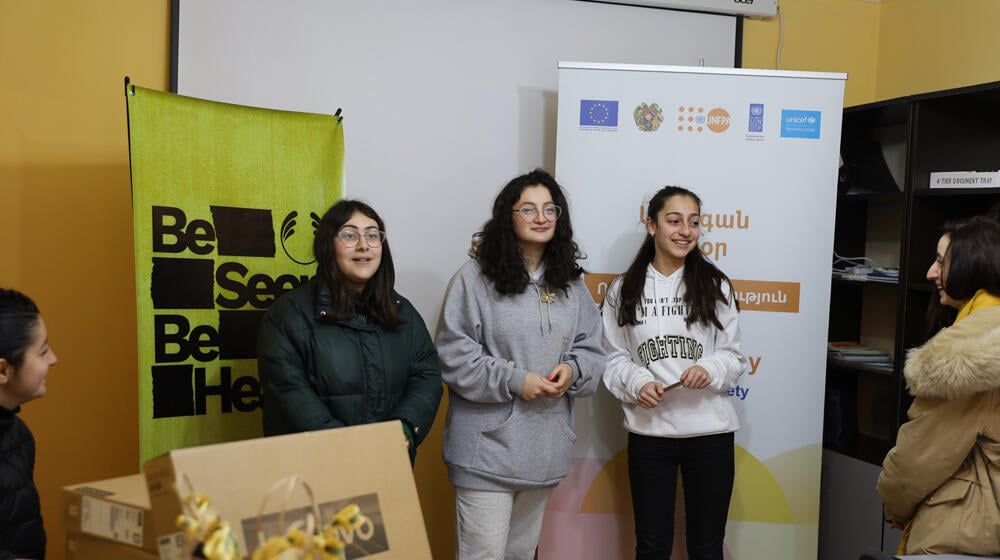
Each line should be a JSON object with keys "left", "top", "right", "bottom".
{"left": 877, "top": 215, "right": 1000, "bottom": 556}
{"left": 0, "top": 288, "right": 59, "bottom": 560}
{"left": 601, "top": 186, "right": 747, "bottom": 560}
{"left": 436, "top": 169, "right": 607, "bottom": 560}
{"left": 256, "top": 199, "right": 443, "bottom": 464}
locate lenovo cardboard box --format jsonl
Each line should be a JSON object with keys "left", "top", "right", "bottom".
{"left": 62, "top": 474, "right": 157, "bottom": 553}
{"left": 144, "top": 421, "right": 431, "bottom": 559}
{"left": 66, "top": 530, "right": 158, "bottom": 560}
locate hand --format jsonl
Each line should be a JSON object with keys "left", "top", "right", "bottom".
{"left": 404, "top": 434, "right": 411, "bottom": 450}
{"left": 887, "top": 519, "right": 903, "bottom": 530}
{"left": 520, "top": 372, "right": 558, "bottom": 401}
{"left": 680, "top": 365, "right": 710, "bottom": 389}
{"left": 545, "top": 363, "right": 574, "bottom": 397}
{"left": 637, "top": 381, "right": 666, "bottom": 409}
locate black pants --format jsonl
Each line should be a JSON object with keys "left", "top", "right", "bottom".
{"left": 628, "top": 431, "right": 735, "bottom": 560}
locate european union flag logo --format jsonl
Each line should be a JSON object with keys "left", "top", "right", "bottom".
{"left": 579, "top": 100, "right": 619, "bottom": 128}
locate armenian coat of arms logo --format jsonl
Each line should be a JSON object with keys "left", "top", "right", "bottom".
{"left": 633, "top": 102, "right": 663, "bottom": 132}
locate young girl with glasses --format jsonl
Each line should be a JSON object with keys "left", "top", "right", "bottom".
{"left": 436, "top": 169, "right": 606, "bottom": 560}
{"left": 0, "top": 288, "right": 58, "bottom": 560}
{"left": 602, "top": 186, "right": 747, "bottom": 560}
{"left": 257, "top": 199, "right": 442, "bottom": 463}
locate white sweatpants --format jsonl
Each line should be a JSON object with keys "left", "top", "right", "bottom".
{"left": 454, "top": 486, "right": 553, "bottom": 560}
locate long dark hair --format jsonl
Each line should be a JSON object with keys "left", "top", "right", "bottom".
{"left": 925, "top": 215, "right": 1000, "bottom": 335}
{"left": 313, "top": 200, "right": 404, "bottom": 328}
{"left": 0, "top": 288, "right": 41, "bottom": 369}
{"left": 943, "top": 215, "right": 1000, "bottom": 300}
{"left": 473, "top": 169, "right": 584, "bottom": 295}
{"left": 616, "top": 186, "right": 735, "bottom": 329}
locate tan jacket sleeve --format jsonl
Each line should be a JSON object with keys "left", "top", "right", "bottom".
{"left": 877, "top": 395, "right": 984, "bottom": 523}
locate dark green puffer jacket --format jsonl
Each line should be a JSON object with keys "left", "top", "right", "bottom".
{"left": 257, "top": 278, "right": 443, "bottom": 459}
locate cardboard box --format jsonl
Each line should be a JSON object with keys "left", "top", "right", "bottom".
{"left": 145, "top": 421, "right": 432, "bottom": 559}
{"left": 62, "top": 474, "right": 157, "bottom": 553}
{"left": 66, "top": 530, "right": 158, "bottom": 560}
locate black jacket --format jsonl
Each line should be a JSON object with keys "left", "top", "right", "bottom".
{"left": 0, "top": 406, "right": 45, "bottom": 560}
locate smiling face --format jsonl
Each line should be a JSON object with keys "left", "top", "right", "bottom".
{"left": 0, "top": 317, "right": 57, "bottom": 409}
{"left": 926, "top": 233, "right": 964, "bottom": 309}
{"left": 334, "top": 211, "right": 383, "bottom": 293}
{"left": 512, "top": 185, "right": 558, "bottom": 254}
{"left": 647, "top": 194, "right": 701, "bottom": 276}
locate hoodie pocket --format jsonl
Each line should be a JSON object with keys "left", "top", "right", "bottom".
{"left": 473, "top": 413, "right": 576, "bottom": 484}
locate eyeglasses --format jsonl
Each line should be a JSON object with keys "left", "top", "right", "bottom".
{"left": 336, "top": 228, "right": 386, "bottom": 248}
{"left": 513, "top": 204, "right": 562, "bottom": 222}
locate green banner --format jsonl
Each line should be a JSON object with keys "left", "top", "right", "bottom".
{"left": 127, "top": 85, "right": 344, "bottom": 463}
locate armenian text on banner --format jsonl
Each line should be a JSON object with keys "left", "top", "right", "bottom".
{"left": 547, "top": 64, "right": 845, "bottom": 559}
{"left": 126, "top": 84, "right": 345, "bottom": 463}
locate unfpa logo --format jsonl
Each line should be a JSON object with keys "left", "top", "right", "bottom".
{"left": 676, "top": 106, "right": 730, "bottom": 133}
{"left": 707, "top": 108, "right": 731, "bottom": 132}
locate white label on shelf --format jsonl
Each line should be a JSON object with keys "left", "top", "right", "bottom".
{"left": 930, "top": 170, "right": 1000, "bottom": 188}
{"left": 80, "top": 496, "right": 144, "bottom": 547}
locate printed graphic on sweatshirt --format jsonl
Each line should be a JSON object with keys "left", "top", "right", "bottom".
{"left": 632, "top": 296, "right": 704, "bottom": 366}
{"left": 636, "top": 334, "right": 705, "bottom": 367}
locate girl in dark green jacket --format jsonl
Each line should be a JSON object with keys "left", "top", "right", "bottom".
{"left": 257, "top": 200, "right": 442, "bottom": 462}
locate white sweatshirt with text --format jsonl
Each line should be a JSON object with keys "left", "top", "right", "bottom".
{"left": 602, "top": 264, "right": 747, "bottom": 437}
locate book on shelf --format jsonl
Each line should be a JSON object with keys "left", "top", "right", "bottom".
{"left": 827, "top": 342, "right": 892, "bottom": 367}
{"left": 828, "top": 341, "right": 887, "bottom": 354}
{"left": 832, "top": 268, "right": 898, "bottom": 283}
{"left": 830, "top": 354, "right": 892, "bottom": 364}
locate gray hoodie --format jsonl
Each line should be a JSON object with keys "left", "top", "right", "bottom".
{"left": 437, "top": 259, "right": 606, "bottom": 491}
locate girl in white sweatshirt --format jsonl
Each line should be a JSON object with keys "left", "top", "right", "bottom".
{"left": 602, "top": 186, "right": 747, "bottom": 560}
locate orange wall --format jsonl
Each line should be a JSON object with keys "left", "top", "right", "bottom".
{"left": 876, "top": 0, "right": 1000, "bottom": 100}
{"left": 743, "top": 0, "right": 1000, "bottom": 107}
{"left": 0, "top": 1, "right": 168, "bottom": 558}
{"left": 741, "top": 0, "right": 881, "bottom": 107}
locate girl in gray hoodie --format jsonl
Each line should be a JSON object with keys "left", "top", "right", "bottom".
{"left": 436, "top": 169, "right": 606, "bottom": 560}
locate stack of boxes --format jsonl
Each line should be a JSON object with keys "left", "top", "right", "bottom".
{"left": 62, "top": 474, "right": 158, "bottom": 559}
{"left": 59, "top": 421, "right": 431, "bottom": 559}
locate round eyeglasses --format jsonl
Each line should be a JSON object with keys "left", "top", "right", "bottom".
{"left": 513, "top": 204, "right": 562, "bottom": 222}
{"left": 336, "top": 228, "right": 386, "bottom": 248}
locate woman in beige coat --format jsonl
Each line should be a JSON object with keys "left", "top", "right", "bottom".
{"left": 877, "top": 216, "right": 1000, "bottom": 555}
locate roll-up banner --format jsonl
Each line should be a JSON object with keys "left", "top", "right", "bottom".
{"left": 547, "top": 63, "right": 845, "bottom": 559}
{"left": 126, "top": 84, "right": 344, "bottom": 463}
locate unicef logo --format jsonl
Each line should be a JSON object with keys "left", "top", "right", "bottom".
{"left": 280, "top": 210, "right": 321, "bottom": 265}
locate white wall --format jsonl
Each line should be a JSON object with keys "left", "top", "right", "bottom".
{"left": 173, "top": 0, "right": 737, "bottom": 324}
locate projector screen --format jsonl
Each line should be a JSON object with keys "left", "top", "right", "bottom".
{"left": 170, "top": 0, "right": 740, "bottom": 324}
